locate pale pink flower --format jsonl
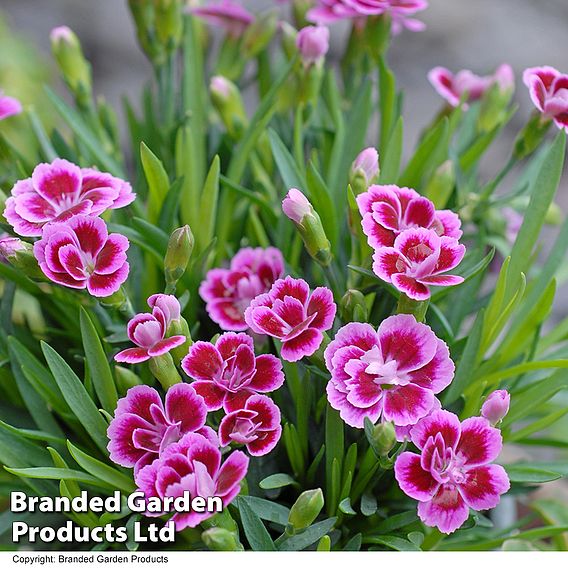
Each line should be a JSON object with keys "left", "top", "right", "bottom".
{"left": 115, "top": 295, "right": 185, "bottom": 364}
{"left": 428, "top": 64, "right": 515, "bottom": 108}
{"left": 296, "top": 26, "right": 330, "bottom": 66}
{"left": 190, "top": 1, "right": 254, "bottom": 38}
{"left": 373, "top": 228, "right": 465, "bottom": 300}
{"left": 324, "top": 316, "right": 454, "bottom": 428}
{"left": 0, "top": 90, "right": 22, "bottom": 121}
{"left": 107, "top": 384, "right": 214, "bottom": 474}
{"left": 395, "top": 410, "right": 510, "bottom": 534}
{"left": 219, "top": 394, "right": 282, "bottom": 456}
{"left": 136, "top": 432, "right": 249, "bottom": 530}
{"left": 4, "top": 159, "right": 135, "bottom": 237}
{"left": 351, "top": 147, "right": 380, "bottom": 185}
{"left": 199, "top": 247, "right": 284, "bottom": 331}
{"left": 181, "top": 332, "right": 284, "bottom": 412}
{"left": 357, "top": 184, "right": 462, "bottom": 249}
{"left": 33, "top": 215, "right": 129, "bottom": 297}
{"left": 523, "top": 66, "right": 568, "bottom": 132}
{"left": 481, "top": 390, "right": 510, "bottom": 425}
{"left": 245, "top": 276, "right": 336, "bottom": 362}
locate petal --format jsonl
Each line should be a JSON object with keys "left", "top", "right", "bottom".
{"left": 417, "top": 485, "right": 470, "bottom": 534}
{"left": 165, "top": 383, "right": 207, "bottom": 434}
{"left": 68, "top": 215, "right": 108, "bottom": 258}
{"left": 13, "top": 192, "right": 56, "bottom": 223}
{"left": 223, "top": 389, "right": 254, "bottom": 413}
{"left": 456, "top": 417, "right": 503, "bottom": 466}
{"left": 419, "top": 275, "right": 464, "bottom": 286}
{"left": 372, "top": 247, "right": 404, "bottom": 281}
{"left": 247, "top": 306, "right": 289, "bottom": 338}
{"left": 428, "top": 67, "right": 461, "bottom": 107}
{"left": 107, "top": 414, "right": 152, "bottom": 467}
{"left": 181, "top": 341, "right": 223, "bottom": 380}
{"left": 404, "top": 196, "right": 436, "bottom": 228}
{"left": 392, "top": 274, "right": 431, "bottom": 300}
{"left": 272, "top": 295, "right": 305, "bottom": 328}
{"left": 206, "top": 298, "right": 248, "bottom": 331}
{"left": 408, "top": 338, "right": 455, "bottom": 393}
{"left": 58, "top": 244, "right": 87, "bottom": 280}
{"left": 280, "top": 328, "right": 323, "bottom": 362}
{"left": 245, "top": 395, "right": 281, "bottom": 430}
{"left": 435, "top": 237, "right": 466, "bottom": 273}
{"left": 126, "top": 313, "right": 155, "bottom": 343}
{"left": 216, "top": 332, "right": 254, "bottom": 359}
{"left": 249, "top": 354, "right": 285, "bottom": 392}
{"left": 326, "top": 380, "right": 383, "bottom": 429}
{"left": 394, "top": 452, "right": 440, "bottom": 501}
{"left": 324, "top": 322, "right": 379, "bottom": 372}
{"left": 87, "top": 263, "right": 129, "bottom": 297}
{"left": 191, "top": 381, "right": 226, "bottom": 411}
{"left": 435, "top": 210, "right": 463, "bottom": 240}
{"left": 247, "top": 426, "right": 282, "bottom": 457}
{"left": 31, "top": 159, "right": 82, "bottom": 204}
{"left": 378, "top": 314, "right": 438, "bottom": 372}
{"left": 307, "top": 287, "right": 336, "bottom": 331}
{"left": 114, "top": 347, "right": 150, "bottom": 364}
{"left": 410, "top": 409, "right": 461, "bottom": 451}
{"left": 94, "top": 233, "right": 130, "bottom": 275}
{"left": 361, "top": 213, "right": 397, "bottom": 248}
{"left": 114, "top": 385, "right": 162, "bottom": 423}
{"left": 216, "top": 451, "right": 249, "bottom": 500}
{"left": 345, "top": 360, "right": 383, "bottom": 408}
{"left": 459, "top": 464, "right": 510, "bottom": 510}
{"left": 269, "top": 276, "right": 310, "bottom": 304}
{"left": 382, "top": 384, "right": 436, "bottom": 426}
{"left": 147, "top": 335, "right": 186, "bottom": 357}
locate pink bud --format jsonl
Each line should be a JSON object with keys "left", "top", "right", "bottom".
{"left": 282, "top": 188, "right": 313, "bottom": 223}
{"left": 210, "top": 75, "right": 232, "bottom": 101}
{"left": 481, "top": 389, "right": 510, "bottom": 425}
{"left": 50, "top": 26, "right": 75, "bottom": 44}
{"left": 296, "top": 26, "right": 329, "bottom": 66}
{"left": 494, "top": 64, "right": 515, "bottom": 92}
{"left": 351, "top": 147, "right": 380, "bottom": 183}
{"left": 0, "top": 237, "right": 27, "bottom": 260}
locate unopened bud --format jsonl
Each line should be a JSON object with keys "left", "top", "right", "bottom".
{"left": 296, "top": 26, "right": 329, "bottom": 67}
{"left": 366, "top": 420, "right": 396, "bottom": 457}
{"left": 154, "top": 0, "right": 183, "bottom": 53}
{"left": 50, "top": 26, "right": 92, "bottom": 105}
{"left": 0, "top": 237, "right": 43, "bottom": 279}
{"left": 128, "top": 0, "right": 164, "bottom": 63}
{"left": 350, "top": 147, "right": 380, "bottom": 194}
{"left": 282, "top": 189, "right": 332, "bottom": 266}
{"left": 340, "top": 289, "right": 368, "bottom": 322}
{"left": 243, "top": 11, "right": 278, "bottom": 58}
{"left": 202, "top": 527, "right": 243, "bottom": 551}
{"left": 115, "top": 366, "right": 143, "bottom": 394}
{"left": 164, "top": 225, "right": 194, "bottom": 292}
{"left": 210, "top": 76, "right": 248, "bottom": 139}
{"left": 481, "top": 389, "right": 510, "bottom": 425}
{"left": 288, "top": 488, "right": 324, "bottom": 532}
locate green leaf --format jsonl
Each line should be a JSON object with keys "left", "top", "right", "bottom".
{"left": 343, "top": 533, "right": 362, "bottom": 551}
{"left": 269, "top": 128, "right": 306, "bottom": 190}
{"left": 325, "top": 405, "right": 344, "bottom": 515}
{"left": 80, "top": 308, "right": 117, "bottom": 414}
{"left": 338, "top": 497, "right": 356, "bottom": 515}
{"left": 140, "top": 141, "right": 170, "bottom": 223}
{"left": 259, "top": 473, "right": 298, "bottom": 490}
{"left": 306, "top": 162, "right": 338, "bottom": 247}
{"left": 365, "top": 535, "right": 421, "bottom": 551}
{"left": 237, "top": 496, "right": 277, "bottom": 551}
{"left": 237, "top": 496, "right": 290, "bottom": 526}
{"left": 379, "top": 116, "right": 403, "bottom": 183}
{"left": 443, "top": 309, "right": 484, "bottom": 405}
{"left": 45, "top": 87, "right": 123, "bottom": 177}
{"left": 374, "top": 510, "right": 418, "bottom": 533}
{"left": 277, "top": 517, "right": 337, "bottom": 551}
{"left": 378, "top": 56, "right": 397, "bottom": 154}
{"left": 198, "top": 156, "right": 220, "bottom": 252}
{"left": 505, "top": 464, "right": 562, "bottom": 484}
{"left": 505, "top": 132, "right": 566, "bottom": 303}
{"left": 41, "top": 342, "right": 109, "bottom": 454}
{"left": 67, "top": 441, "right": 135, "bottom": 493}
{"left": 5, "top": 467, "right": 115, "bottom": 490}
{"left": 507, "top": 407, "right": 568, "bottom": 443}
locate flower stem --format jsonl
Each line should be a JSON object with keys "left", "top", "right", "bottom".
{"left": 148, "top": 353, "right": 182, "bottom": 390}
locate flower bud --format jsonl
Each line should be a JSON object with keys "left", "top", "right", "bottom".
{"left": 128, "top": 0, "right": 164, "bottom": 63}
{"left": 202, "top": 527, "right": 243, "bottom": 551}
{"left": 296, "top": 26, "right": 329, "bottom": 67}
{"left": 340, "top": 289, "right": 368, "bottom": 323}
{"left": 243, "top": 10, "right": 278, "bottom": 58}
{"left": 350, "top": 147, "right": 380, "bottom": 194}
{"left": 0, "top": 237, "right": 44, "bottom": 279}
{"left": 282, "top": 189, "right": 332, "bottom": 266}
{"left": 164, "top": 225, "right": 194, "bottom": 292}
{"left": 154, "top": 0, "right": 183, "bottom": 53}
{"left": 115, "top": 365, "right": 143, "bottom": 395}
{"left": 210, "top": 76, "right": 248, "bottom": 139}
{"left": 288, "top": 488, "right": 324, "bottom": 532}
{"left": 366, "top": 420, "right": 396, "bottom": 457}
{"left": 50, "top": 26, "right": 92, "bottom": 105}
{"left": 481, "top": 389, "right": 510, "bottom": 425}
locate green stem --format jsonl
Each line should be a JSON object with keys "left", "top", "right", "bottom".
{"left": 396, "top": 294, "right": 429, "bottom": 323}
{"left": 293, "top": 103, "right": 305, "bottom": 169}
